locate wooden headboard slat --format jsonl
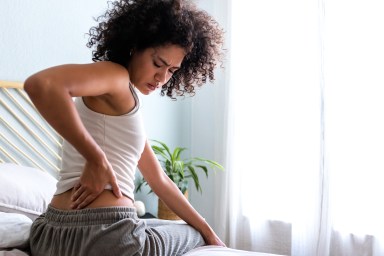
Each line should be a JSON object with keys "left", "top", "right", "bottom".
{"left": 0, "top": 81, "right": 62, "bottom": 178}
{"left": 0, "top": 80, "right": 23, "bottom": 89}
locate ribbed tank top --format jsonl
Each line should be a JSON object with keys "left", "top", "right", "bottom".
{"left": 55, "top": 85, "right": 146, "bottom": 201}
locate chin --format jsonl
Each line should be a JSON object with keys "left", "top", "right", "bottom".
{"left": 140, "top": 89, "right": 152, "bottom": 95}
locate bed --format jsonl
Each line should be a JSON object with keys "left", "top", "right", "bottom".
{"left": 0, "top": 81, "right": 284, "bottom": 256}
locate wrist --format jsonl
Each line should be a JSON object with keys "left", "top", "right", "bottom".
{"left": 197, "top": 220, "right": 215, "bottom": 238}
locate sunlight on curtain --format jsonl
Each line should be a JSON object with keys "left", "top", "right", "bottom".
{"left": 226, "top": 0, "right": 384, "bottom": 255}
{"left": 231, "top": 0, "right": 321, "bottom": 222}
{"left": 229, "top": 1, "right": 322, "bottom": 254}
{"left": 325, "top": 0, "right": 384, "bottom": 239}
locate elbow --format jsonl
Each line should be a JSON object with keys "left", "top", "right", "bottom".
{"left": 24, "top": 74, "right": 52, "bottom": 102}
{"left": 24, "top": 75, "right": 41, "bottom": 99}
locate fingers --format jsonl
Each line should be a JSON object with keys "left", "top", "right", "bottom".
{"left": 69, "top": 164, "right": 122, "bottom": 209}
{"left": 70, "top": 184, "right": 98, "bottom": 209}
{"left": 74, "top": 194, "right": 97, "bottom": 209}
{"left": 70, "top": 181, "right": 121, "bottom": 209}
{"left": 70, "top": 188, "right": 97, "bottom": 209}
{"left": 71, "top": 183, "right": 85, "bottom": 202}
{"left": 110, "top": 177, "right": 122, "bottom": 198}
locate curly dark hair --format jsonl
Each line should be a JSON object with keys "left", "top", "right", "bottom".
{"left": 87, "top": 0, "right": 224, "bottom": 98}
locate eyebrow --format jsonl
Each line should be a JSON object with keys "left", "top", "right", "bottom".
{"left": 158, "top": 56, "right": 180, "bottom": 69}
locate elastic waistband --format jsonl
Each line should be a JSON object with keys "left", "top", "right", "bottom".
{"left": 44, "top": 205, "right": 138, "bottom": 226}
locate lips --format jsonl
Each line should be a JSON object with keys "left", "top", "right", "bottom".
{"left": 147, "top": 83, "right": 156, "bottom": 91}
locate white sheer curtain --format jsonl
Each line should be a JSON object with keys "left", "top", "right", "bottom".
{"left": 213, "top": 0, "right": 384, "bottom": 255}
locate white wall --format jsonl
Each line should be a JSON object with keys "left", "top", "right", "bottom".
{"left": 189, "top": 0, "right": 230, "bottom": 227}
{"left": 0, "top": 1, "right": 106, "bottom": 80}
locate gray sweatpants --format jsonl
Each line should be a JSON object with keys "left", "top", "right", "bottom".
{"left": 30, "top": 205, "right": 205, "bottom": 256}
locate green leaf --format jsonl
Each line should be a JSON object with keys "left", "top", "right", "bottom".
{"left": 135, "top": 139, "right": 225, "bottom": 195}
{"left": 151, "top": 140, "right": 173, "bottom": 160}
{"left": 179, "top": 180, "right": 188, "bottom": 194}
{"left": 151, "top": 145, "right": 169, "bottom": 160}
{"left": 195, "top": 165, "right": 209, "bottom": 178}
{"left": 165, "top": 160, "right": 172, "bottom": 175}
{"left": 187, "top": 166, "right": 201, "bottom": 193}
{"left": 176, "top": 162, "right": 185, "bottom": 179}
{"left": 193, "top": 157, "right": 224, "bottom": 170}
{"left": 135, "top": 177, "right": 153, "bottom": 194}
{"left": 168, "top": 173, "right": 175, "bottom": 182}
{"left": 172, "top": 147, "right": 187, "bottom": 161}
{"left": 173, "top": 160, "right": 184, "bottom": 176}
{"left": 135, "top": 180, "right": 144, "bottom": 193}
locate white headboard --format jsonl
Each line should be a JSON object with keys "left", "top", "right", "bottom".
{"left": 0, "top": 80, "right": 62, "bottom": 178}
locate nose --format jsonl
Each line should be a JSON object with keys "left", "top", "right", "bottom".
{"left": 155, "top": 70, "right": 167, "bottom": 86}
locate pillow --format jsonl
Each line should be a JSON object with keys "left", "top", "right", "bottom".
{"left": 0, "top": 212, "right": 32, "bottom": 249}
{"left": 0, "top": 163, "right": 57, "bottom": 220}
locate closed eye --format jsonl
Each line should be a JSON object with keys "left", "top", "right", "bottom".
{"left": 154, "top": 61, "right": 177, "bottom": 74}
{"left": 169, "top": 67, "right": 181, "bottom": 74}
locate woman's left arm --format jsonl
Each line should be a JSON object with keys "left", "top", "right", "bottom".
{"left": 137, "top": 140, "right": 225, "bottom": 246}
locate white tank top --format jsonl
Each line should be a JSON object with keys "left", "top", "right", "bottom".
{"left": 55, "top": 85, "right": 146, "bottom": 201}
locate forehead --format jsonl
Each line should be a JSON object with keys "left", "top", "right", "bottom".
{"left": 151, "top": 44, "right": 186, "bottom": 66}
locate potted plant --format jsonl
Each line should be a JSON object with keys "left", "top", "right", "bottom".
{"left": 135, "top": 139, "right": 224, "bottom": 220}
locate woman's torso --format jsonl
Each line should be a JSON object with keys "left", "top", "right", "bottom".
{"left": 51, "top": 81, "right": 146, "bottom": 210}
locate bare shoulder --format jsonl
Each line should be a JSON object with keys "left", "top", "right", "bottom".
{"left": 89, "top": 61, "right": 133, "bottom": 97}
{"left": 80, "top": 62, "right": 135, "bottom": 115}
{"left": 89, "top": 61, "right": 128, "bottom": 76}
{"left": 86, "top": 61, "right": 130, "bottom": 94}
{"left": 82, "top": 61, "right": 130, "bottom": 87}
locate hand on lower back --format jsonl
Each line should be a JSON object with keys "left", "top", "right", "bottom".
{"left": 70, "top": 160, "right": 122, "bottom": 209}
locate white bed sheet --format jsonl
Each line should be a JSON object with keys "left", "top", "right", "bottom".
{"left": 183, "top": 246, "right": 284, "bottom": 256}
{"left": 0, "top": 249, "right": 29, "bottom": 256}
{"left": 0, "top": 247, "right": 282, "bottom": 256}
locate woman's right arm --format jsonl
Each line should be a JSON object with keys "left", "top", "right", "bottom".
{"left": 24, "top": 62, "right": 128, "bottom": 208}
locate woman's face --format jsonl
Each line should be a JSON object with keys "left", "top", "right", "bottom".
{"left": 127, "top": 44, "right": 186, "bottom": 95}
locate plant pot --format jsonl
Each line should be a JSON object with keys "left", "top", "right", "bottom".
{"left": 157, "top": 191, "right": 188, "bottom": 220}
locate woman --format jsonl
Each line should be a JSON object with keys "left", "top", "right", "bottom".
{"left": 25, "top": 0, "right": 225, "bottom": 255}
